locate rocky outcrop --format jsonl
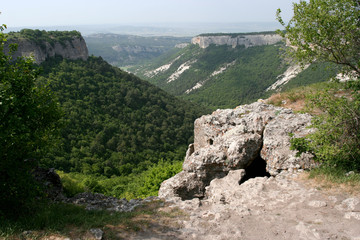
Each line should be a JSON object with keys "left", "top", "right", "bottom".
{"left": 191, "top": 34, "right": 283, "bottom": 49}
{"left": 5, "top": 36, "right": 88, "bottom": 64}
{"left": 171, "top": 171, "right": 360, "bottom": 240}
{"left": 159, "top": 102, "right": 316, "bottom": 200}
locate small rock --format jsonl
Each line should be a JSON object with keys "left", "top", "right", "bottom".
{"left": 335, "top": 198, "right": 360, "bottom": 211}
{"left": 308, "top": 200, "right": 327, "bottom": 208}
{"left": 328, "top": 196, "right": 338, "bottom": 203}
{"left": 90, "top": 228, "right": 103, "bottom": 240}
{"left": 22, "top": 231, "right": 32, "bottom": 235}
{"left": 344, "top": 212, "right": 360, "bottom": 220}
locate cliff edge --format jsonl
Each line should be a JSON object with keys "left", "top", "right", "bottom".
{"left": 191, "top": 33, "right": 283, "bottom": 48}
{"left": 4, "top": 29, "right": 88, "bottom": 64}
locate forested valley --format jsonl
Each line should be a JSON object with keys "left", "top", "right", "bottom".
{"left": 39, "top": 56, "right": 207, "bottom": 198}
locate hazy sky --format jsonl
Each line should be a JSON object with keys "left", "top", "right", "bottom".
{"left": 1, "top": 0, "right": 298, "bottom": 28}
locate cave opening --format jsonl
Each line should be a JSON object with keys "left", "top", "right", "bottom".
{"left": 239, "top": 155, "right": 270, "bottom": 184}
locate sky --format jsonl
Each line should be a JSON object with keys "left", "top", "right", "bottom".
{"left": 1, "top": 0, "right": 298, "bottom": 28}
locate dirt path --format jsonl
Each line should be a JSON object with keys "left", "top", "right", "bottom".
{"left": 125, "top": 171, "right": 360, "bottom": 240}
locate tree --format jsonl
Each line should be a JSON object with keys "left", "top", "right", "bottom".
{"left": 277, "top": 0, "right": 360, "bottom": 77}
{"left": 0, "top": 24, "right": 62, "bottom": 218}
{"left": 277, "top": 1, "right": 360, "bottom": 172}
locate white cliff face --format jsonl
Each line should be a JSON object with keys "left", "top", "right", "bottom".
{"left": 191, "top": 34, "right": 283, "bottom": 49}
{"left": 5, "top": 36, "right": 89, "bottom": 64}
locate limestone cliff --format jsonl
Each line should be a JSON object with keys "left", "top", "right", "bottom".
{"left": 5, "top": 31, "right": 88, "bottom": 64}
{"left": 159, "top": 102, "right": 316, "bottom": 200}
{"left": 191, "top": 33, "right": 283, "bottom": 48}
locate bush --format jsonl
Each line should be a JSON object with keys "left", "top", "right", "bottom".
{"left": 290, "top": 82, "right": 360, "bottom": 171}
{"left": 57, "top": 171, "right": 85, "bottom": 197}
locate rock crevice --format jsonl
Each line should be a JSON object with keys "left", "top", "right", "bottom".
{"left": 159, "top": 102, "right": 316, "bottom": 200}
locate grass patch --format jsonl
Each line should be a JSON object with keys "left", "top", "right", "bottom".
{"left": 266, "top": 81, "right": 352, "bottom": 113}
{"left": 306, "top": 167, "right": 360, "bottom": 194}
{"left": 0, "top": 200, "right": 164, "bottom": 240}
{"left": 309, "top": 167, "right": 360, "bottom": 184}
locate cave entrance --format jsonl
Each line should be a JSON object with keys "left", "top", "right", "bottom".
{"left": 239, "top": 155, "right": 270, "bottom": 184}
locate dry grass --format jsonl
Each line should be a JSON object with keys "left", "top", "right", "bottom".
{"left": 265, "top": 82, "right": 355, "bottom": 114}
{"left": 266, "top": 92, "right": 307, "bottom": 112}
{"left": 297, "top": 171, "right": 360, "bottom": 197}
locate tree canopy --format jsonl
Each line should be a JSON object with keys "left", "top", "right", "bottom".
{"left": 40, "top": 56, "right": 206, "bottom": 177}
{"left": 277, "top": 0, "right": 360, "bottom": 77}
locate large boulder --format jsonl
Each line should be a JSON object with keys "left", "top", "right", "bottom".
{"left": 159, "top": 102, "right": 316, "bottom": 200}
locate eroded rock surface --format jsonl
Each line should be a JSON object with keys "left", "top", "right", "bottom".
{"left": 168, "top": 172, "right": 360, "bottom": 240}
{"left": 159, "top": 102, "right": 316, "bottom": 200}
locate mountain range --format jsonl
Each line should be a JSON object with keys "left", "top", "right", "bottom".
{"left": 128, "top": 32, "right": 338, "bottom": 109}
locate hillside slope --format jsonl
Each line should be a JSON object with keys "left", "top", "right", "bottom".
{"left": 131, "top": 33, "right": 338, "bottom": 110}
{"left": 40, "top": 56, "right": 206, "bottom": 176}
{"left": 3, "top": 29, "right": 209, "bottom": 199}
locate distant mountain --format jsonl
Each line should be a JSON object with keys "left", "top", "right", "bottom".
{"left": 85, "top": 33, "right": 191, "bottom": 67}
{"left": 130, "top": 32, "right": 338, "bottom": 110}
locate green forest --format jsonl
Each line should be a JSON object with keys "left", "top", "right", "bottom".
{"left": 37, "top": 56, "right": 207, "bottom": 198}
{"left": 1, "top": 29, "right": 210, "bottom": 220}
{"left": 8, "top": 29, "right": 82, "bottom": 49}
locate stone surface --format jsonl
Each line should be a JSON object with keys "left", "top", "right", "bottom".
{"left": 158, "top": 171, "right": 206, "bottom": 200}
{"left": 308, "top": 200, "right": 327, "bottom": 208}
{"left": 162, "top": 172, "right": 360, "bottom": 240}
{"left": 205, "top": 169, "right": 246, "bottom": 204}
{"left": 261, "top": 110, "right": 315, "bottom": 175}
{"left": 159, "top": 102, "right": 316, "bottom": 200}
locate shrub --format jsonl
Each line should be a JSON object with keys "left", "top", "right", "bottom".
{"left": 0, "top": 24, "right": 62, "bottom": 219}
{"left": 290, "top": 83, "right": 360, "bottom": 171}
